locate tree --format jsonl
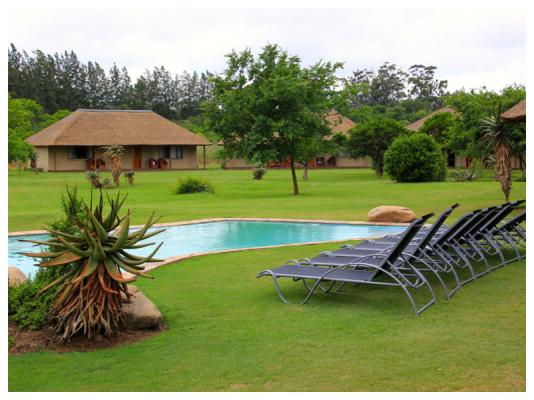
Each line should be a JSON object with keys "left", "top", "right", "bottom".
{"left": 205, "top": 44, "right": 342, "bottom": 195}
{"left": 108, "top": 64, "right": 133, "bottom": 108}
{"left": 8, "top": 96, "right": 72, "bottom": 169}
{"left": 349, "top": 62, "right": 407, "bottom": 106}
{"left": 346, "top": 118, "right": 407, "bottom": 176}
{"left": 85, "top": 61, "right": 109, "bottom": 109}
{"left": 481, "top": 107, "right": 515, "bottom": 202}
{"left": 407, "top": 64, "right": 448, "bottom": 105}
{"left": 419, "top": 111, "right": 458, "bottom": 146}
{"left": 443, "top": 85, "right": 526, "bottom": 163}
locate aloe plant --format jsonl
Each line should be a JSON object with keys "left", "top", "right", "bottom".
{"left": 20, "top": 191, "right": 164, "bottom": 341}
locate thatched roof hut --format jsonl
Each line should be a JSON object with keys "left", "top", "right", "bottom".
{"left": 325, "top": 111, "right": 356, "bottom": 136}
{"left": 26, "top": 109, "right": 211, "bottom": 146}
{"left": 501, "top": 100, "right": 526, "bottom": 122}
{"left": 26, "top": 109, "right": 210, "bottom": 172}
{"left": 406, "top": 107, "right": 457, "bottom": 132}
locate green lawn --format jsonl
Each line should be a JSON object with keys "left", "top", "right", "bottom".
{"left": 9, "top": 245, "right": 525, "bottom": 391}
{"left": 8, "top": 168, "right": 526, "bottom": 232}
{"left": 8, "top": 168, "right": 526, "bottom": 391}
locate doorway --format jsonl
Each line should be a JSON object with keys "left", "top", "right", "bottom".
{"left": 133, "top": 147, "right": 142, "bottom": 169}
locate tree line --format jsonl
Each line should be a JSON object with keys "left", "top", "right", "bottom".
{"left": 8, "top": 44, "right": 213, "bottom": 120}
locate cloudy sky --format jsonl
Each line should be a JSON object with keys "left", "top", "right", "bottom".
{"left": 8, "top": 7, "right": 526, "bottom": 91}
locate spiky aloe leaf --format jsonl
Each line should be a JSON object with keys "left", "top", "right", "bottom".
{"left": 19, "top": 251, "right": 67, "bottom": 258}
{"left": 108, "top": 216, "right": 130, "bottom": 252}
{"left": 39, "top": 251, "right": 82, "bottom": 267}
{"left": 87, "top": 207, "right": 108, "bottom": 243}
{"left": 103, "top": 258, "right": 136, "bottom": 283}
{"left": 56, "top": 236, "right": 92, "bottom": 257}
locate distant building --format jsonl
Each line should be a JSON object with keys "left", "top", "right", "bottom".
{"left": 26, "top": 109, "right": 211, "bottom": 171}
{"left": 406, "top": 107, "right": 523, "bottom": 169}
{"left": 222, "top": 111, "right": 372, "bottom": 169}
{"left": 501, "top": 100, "right": 526, "bottom": 122}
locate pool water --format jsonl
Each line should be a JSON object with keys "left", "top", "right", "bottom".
{"left": 8, "top": 220, "right": 405, "bottom": 277}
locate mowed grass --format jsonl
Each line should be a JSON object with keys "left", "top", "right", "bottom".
{"left": 8, "top": 168, "right": 526, "bottom": 391}
{"left": 9, "top": 244, "right": 525, "bottom": 391}
{"left": 8, "top": 168, "right": 526, "bottom": 231}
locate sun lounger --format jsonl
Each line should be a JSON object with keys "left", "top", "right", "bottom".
{"left": 325, "top": 205, "right": 462, "bottom": 298}
{"left": 257, "top": 214, "right": 436, "bottom": 315}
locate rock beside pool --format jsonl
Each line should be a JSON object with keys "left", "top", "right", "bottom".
{"left": 122, "top": 286, "right": 162, "bottom": 330}
{"left": 368, "top": 206, "right": 417, "bottom": 223}
{"left": 8, "top": 267, "right": 27, "bottom": 287}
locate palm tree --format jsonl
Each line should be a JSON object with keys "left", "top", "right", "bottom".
{"left": 481, "top": 106, "right": 513, "bottom": 202}
{"left": 103, "top": 145, "right": 125, "bottom": 187}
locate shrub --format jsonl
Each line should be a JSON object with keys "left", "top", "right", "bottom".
{"left": 8, "top": 268, "right": 62, "bottom": 330}
{"left": 9, "top": 185, "right": 85, "bottom": 330}
{"left": 347, "top": 118, "right": 408, "bottom": 176}
{"left": 384, "top": 133, "right": 446, "bottom": 182}
{"left": 86, "top": 170, "right": 101, "bottom": 188}
{"left": 124, "top": 170, "right": 135, "bottom": 185}
{"left": 174, "top": 176, "right": 214, "bottom": 194}
{"left": 450, "top": 169, "right": 480, "bottom": 182}
{"left": 252, "top": 165, "right": 266, "bottom": 180}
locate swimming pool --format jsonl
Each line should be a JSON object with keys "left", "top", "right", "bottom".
{"left": 8, "top": 220, "right": 405, "bottom": 277}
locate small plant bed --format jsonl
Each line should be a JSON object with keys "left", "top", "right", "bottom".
{"left": 174, "top": 176, "right": 214, "bottom": 194}
{"left": 8, "top": 320, "right": 164, "bottom": 355}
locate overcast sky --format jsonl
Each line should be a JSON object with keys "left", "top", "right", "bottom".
{"left": 8, "top": 7, "right": 526, "bottom": 92}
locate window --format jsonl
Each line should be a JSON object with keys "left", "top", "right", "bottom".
{"left": 68, "top": 146, "right": 91, "bottom": 160}
{"left": 447, "top": 152, "right": 456, "bottom": 167}
{"left": 159, "top": 146, "right": 183, "bottom": 159}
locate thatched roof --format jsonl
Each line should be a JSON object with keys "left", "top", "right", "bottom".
{"left": 406, "top": 107, "right": 457, "bottom": 132}
{"left": 216, "top": 111, "right": 356, "bottom": 145}
{"left": 501, "top": 100, "right": 526, "bottom": 122}
{"left": 325, "top": 111, "right": 356, "bottom": 136}
{"left": 26, "top": 109, "right": 211, "bottom": 146}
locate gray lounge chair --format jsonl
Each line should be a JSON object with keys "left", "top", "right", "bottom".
{"left": 324, "top": 205, "right": 462, "bottom": 299}
{"left": 257, "top": 214, "right": 437, "bottom": 315}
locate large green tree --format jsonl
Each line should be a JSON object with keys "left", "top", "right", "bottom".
{"left": 8, "top": 95, "right": 70, "bottom": 163}
{"left": 204, "top": 44, "right": 342, "bottom": 195}
{"left": 346, "top": 118, "right": 407, "bottom": 177}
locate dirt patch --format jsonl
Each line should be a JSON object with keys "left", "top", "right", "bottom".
{"left": 8, "top": 321, "right": 165, "bottom": 355}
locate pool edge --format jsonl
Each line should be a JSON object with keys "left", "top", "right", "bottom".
{"left": 8, "top": 217, "right": 410, "bottom": 236}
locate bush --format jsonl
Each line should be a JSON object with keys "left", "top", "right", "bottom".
{"left": 174, "top": 176, "right": 214, "bottom": 194}
{"left": 8, "top": 268, "right": 62, "bottom": 330}
{"left": 86, "top": 170, "right": 101, "bottom": 188}
{"left": 9, "top": 185, "right": 84, "bottom": 330}
{"left": 124, "top": 170, "right": 135, "bottom": 185}
{"left": 384, "top": 133, "right": 446, "bottom": 182}
{"left": 252, "top": 165, "right": 266, "bottom": 180}
{"left": 450, "top": 169, "right": 480, "bottom": 182}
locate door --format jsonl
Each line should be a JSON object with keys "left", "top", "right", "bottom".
{"left": 133, "top": 147, "right": 142, "bottom": 169}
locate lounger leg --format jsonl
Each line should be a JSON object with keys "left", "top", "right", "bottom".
{"left": 302, "top": 278, "right": 336, "bottom": 294}
{"left": 258, "top": 270, "right": 319, "bottom": 305}
{"left": 427, "top": 250, "right": 461, "bottom": 297}
{"left": 436, "top": 243, "right": 476, "bottom": 285}
{"left": 404, "top": 253, "right": 452, "bottom": 300}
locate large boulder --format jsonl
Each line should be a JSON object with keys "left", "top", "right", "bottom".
{"left": 122, "top": 286, "right": 162, "bottom": 330}
{"left": 368, "top": 206, "right": 417, "bottom": 223}
{"left": 8, "top": 267, "right": 27, "bottom": 287}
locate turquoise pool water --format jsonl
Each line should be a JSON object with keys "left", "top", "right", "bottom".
{"left": 8, "top": 220, "right": 405, "bottom": 277}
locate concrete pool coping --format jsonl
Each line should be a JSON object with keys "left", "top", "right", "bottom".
{"left": 8, "top": 217, "right": 411, "bottom": 276}
{"left": 8, "top": 217, "right": 410, "bottom": 236}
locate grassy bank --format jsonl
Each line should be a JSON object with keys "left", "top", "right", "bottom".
{"left": 8, "top": 243, "right": 525, "bottom": 391}
{"left": 8, "top": 168, "right": 526, "bottom": 232}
